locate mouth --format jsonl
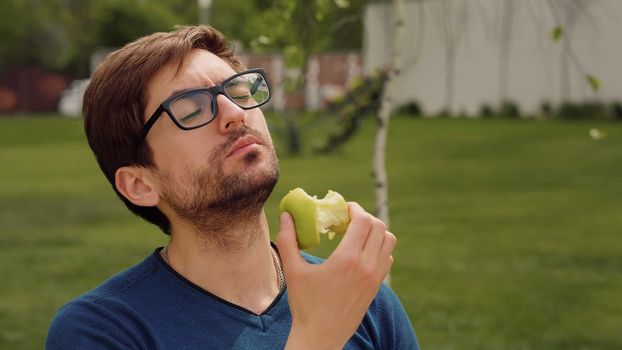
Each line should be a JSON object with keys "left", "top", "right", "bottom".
{"left": 226, "top": 135, "right": 262, "bottom": 157}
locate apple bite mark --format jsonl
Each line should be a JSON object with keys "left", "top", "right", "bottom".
{"left": 279, "top": 188, "right": 351, "bottom": 249}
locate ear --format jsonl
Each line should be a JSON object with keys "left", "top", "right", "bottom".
{"left": 115, "top": 166, "right": 160, "bottom": 207}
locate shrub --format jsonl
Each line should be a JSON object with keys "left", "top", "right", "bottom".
{"left": 611, "top": 101, "right": 622, "bottom": 121}
{"left": 539, "top": 101, "right": 554, "bottom": 119}
{"left": 478, "top": 103, "right": 495, "bottom": 118}
{"left": 457, "top": 109, "right": 470, "bottom": 119}
{"left": 557, "top": 101, "right": 609, "bottom": 120}
{"left": 499, "top": 100, "right": 521, "bottom": 118}
{"left": 397, "top": 100, "right": 423, "bottom": 117}
{"left": 434, "top": 109, "right": 453, "bottom": 118}
{"left": 318, "top": 69, "right": 388, "bottom": 153}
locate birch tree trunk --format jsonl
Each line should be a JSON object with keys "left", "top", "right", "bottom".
{"left": 373, "top": 0, "right": 404, "bottom": 286}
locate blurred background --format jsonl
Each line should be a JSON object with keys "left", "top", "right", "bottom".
{"left": 1, "top": 0, "right": 621, "bottom": 349}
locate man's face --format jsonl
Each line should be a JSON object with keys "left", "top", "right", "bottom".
{"left": 142, "top": 49, "right": 279, "bottom": 235}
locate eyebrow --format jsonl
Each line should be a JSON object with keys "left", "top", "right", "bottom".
{"left": 166, "top": 87, "right": 200, "bottom": 100}
{"left": 162, "top": 69, "right": 238, "bottom": 101}
{"left": 164, "top": 76, "right": 228, "bottom": 101}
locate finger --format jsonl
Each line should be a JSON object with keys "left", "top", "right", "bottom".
{"left": 378, "top": 231, "right": 397, "bottom": 264}
{"left": 276, "top": 212, "right": 306, "bottom": 274}
{"left": 380, "top": 255, "right": 394, "bottom": 278}
{"left": 333, "top": 202, "right": 373, "bottom": 256}
{"left": 361, "top": 218, "right": 386, "bottom": 258}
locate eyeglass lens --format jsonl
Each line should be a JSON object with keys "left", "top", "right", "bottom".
{"left": 170, "top": 72, "right": 269, "bottom": 128}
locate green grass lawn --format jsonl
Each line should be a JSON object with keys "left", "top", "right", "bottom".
{"left": 1, "top": 114, "right": 621, "bottom": 349}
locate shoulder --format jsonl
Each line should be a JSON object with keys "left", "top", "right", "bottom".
{"left": 46, "top": 297, "right": 152, "bottom": 349}
{"left": 46, "top": 298, "right": 110, "bottom": 348}
{"left": 359, "top": 283, "right": 420, "bottom": 350}
{"left": 373, "top": 283, "right": 405, "bottom": 311}
{"left": 46, "top": 254, "right": 161, "bottom": 349}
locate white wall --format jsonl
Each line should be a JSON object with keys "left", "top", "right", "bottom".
{"left": 364, "top": 0, "right": 622, "bottom": 115}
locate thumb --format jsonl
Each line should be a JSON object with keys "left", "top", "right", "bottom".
{"left": 276, "top": 212, "right": 305, "bottom": 272}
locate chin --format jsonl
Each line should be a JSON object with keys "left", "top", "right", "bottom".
{"left": 207, "top": 156, "right": 279, "bottom": 214}
{"left": 245, "top": 149, "right": 279, "bottom": 187}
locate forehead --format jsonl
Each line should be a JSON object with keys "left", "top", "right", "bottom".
{"left": 144, "top": 49, "right": 237, "bottom": 119}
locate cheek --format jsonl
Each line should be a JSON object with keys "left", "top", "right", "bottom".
{"left": 151, "top": 140, "right": 206, "bottom": 180}
{"left": 147, "top": 111, "right": 176, "bottom": 141}
{"left": 153, "top": 125, "right": 221, "bottom": 163}
{"left": 152, "top": 143, "right": 179, "bottom": 167}
{"left": 249, "top": 113, "right": 273, "bottom": 143}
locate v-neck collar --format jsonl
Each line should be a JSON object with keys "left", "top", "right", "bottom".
{"left": 152, "top": 243, "right": 287, "bottom": 318}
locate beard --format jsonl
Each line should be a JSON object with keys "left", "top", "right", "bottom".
{"left": 157, "top": 126, "right": 279, "bottom": 248}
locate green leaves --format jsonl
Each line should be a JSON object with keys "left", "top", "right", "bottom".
{"left": 586, "top": 74, "right": 601, "bottom": 92}
{"left": 284, "top": 45, "right": 304, "bottom": 69}
{"left": 0, "top": 0, "right": 199, "bottom": 74}
{"left": 334, "top": 0, "right": 351, "bottom": 9}
{"left": 551, "top": 25, "right": 600, "bottom": 93}
{"left": 551, "top": 26, "right": 564, "bottom": 42}
{"left": 242, "top": 0, "right": 360, "bottom": 91}
{"left": 283, "top": 45, "right": 305, "bottom": 91}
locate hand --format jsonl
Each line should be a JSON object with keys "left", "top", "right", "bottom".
{"left": 277, "top": 202, "right": 396, "bottom": 350}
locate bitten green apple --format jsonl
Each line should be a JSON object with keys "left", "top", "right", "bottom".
{"left": 279, "top": 188, "right": 351, "bottom": 249}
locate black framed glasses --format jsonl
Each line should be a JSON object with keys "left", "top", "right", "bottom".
{"left": 138, "top": 68, "right": 271, "bottom": 140}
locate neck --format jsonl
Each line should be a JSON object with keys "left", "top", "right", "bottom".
{"left": 165, "top": 210, "right": 281, "bottom": 314}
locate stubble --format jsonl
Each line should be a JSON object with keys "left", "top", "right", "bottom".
{"left": 158, "top": 126, "right": 279, "bottom": 250}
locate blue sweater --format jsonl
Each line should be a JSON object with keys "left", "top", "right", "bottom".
{"left": 47, "top": 249, "right": 419, "bottom": 349}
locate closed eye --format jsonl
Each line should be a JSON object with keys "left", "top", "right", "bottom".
{"left": 179, "top": 107, "right": 203, "bottom": 124}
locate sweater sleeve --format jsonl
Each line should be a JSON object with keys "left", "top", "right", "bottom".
{"left": 302, "top": 252, "right": 419, "bottom": 350}
{"left": 46, "top": 299, "right": 155, "bottom": 350}
{"left": 368, "top": 284, "right": 420, "bottom": 350}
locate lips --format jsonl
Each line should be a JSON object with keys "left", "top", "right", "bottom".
{"left": 226, "top": 135, "right": 261, "bottom": 157}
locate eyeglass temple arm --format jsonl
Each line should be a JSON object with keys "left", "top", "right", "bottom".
{"left": 138, "top": 106, "right": 165, "bottom": 140}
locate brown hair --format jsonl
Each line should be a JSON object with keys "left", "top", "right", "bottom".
{"left": 83, "top": 25, "right": 245, "bottom": 235}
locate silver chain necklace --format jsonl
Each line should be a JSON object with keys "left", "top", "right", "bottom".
{"left": 270, "top": 246, "right": 286, "bottom": 291}
{"left": 160, "top": 246, "right": 285, "bottom": 291}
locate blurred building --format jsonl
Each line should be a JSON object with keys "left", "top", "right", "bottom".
{"left": 242, "top": 52, "right": 362, "bottom": 112}
{"left": 365, "top": 0, "right": 622, "bottom": 115}
{"left": 0, "top": 51, "right": 361, "bottom": 115}
{"left": 0, "top": 68, "right": 69, "bottom": 114}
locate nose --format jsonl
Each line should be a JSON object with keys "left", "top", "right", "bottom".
{"left": 216, "top": 94, "right": 247, "bottom": 133}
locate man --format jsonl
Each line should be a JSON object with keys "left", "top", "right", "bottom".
{"left": 46, "top": 25, "right": 418, "bottom": 349}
